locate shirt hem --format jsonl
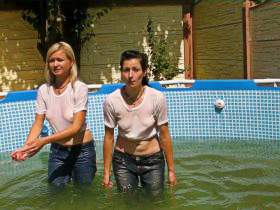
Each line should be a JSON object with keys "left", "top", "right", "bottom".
{"left": 157, "top": 119, "right": 168, "bottom": 127}
{"left": 104, "top": 122, "right": 116, "bottom": 129}
{"left": 73, "top": 108, "right": 87, "bottom": 113}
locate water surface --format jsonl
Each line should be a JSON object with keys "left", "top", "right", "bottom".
{"left": 0, "top": 140, "right": 279, "bottom": 210}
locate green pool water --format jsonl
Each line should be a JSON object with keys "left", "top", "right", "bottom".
{"left": 0, "top": 140, "right": 279, "bottom": 210}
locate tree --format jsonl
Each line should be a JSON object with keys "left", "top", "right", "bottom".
{"left": 146, "top": 18, "right": 183, "bottom": 81}
{"left": 22, "top": 0, "right": 110, "bottom": 66}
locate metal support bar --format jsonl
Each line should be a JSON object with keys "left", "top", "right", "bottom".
{"left": 244, "top": 0, "right": 256, "bottom": 79}
{"left": 1, "top": 79, "right": 280, "bottom": 97}
{"left": 183, "top": 4, "right": 194, "bottom": 79}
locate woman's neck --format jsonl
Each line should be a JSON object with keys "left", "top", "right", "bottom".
{"left": 123, "top": 85, "right": 146, "bottom": 106}
{"left": 124, "top": 85, "right": 144, "bottom": 100}
{"left": 55, "top": 77, "right": 70, "bottom": 89}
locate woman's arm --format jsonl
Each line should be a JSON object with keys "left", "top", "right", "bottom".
{"left": 11, "top": 113, "right": 45, "bottom": 160}
{"left": 41, "top": 111, "right": 86, "bottom": 144}
{"left": 103, "top": 126, "right": 115, "bottom": 188}
{"left": 26, "top": 113, "right": 45, "bottom": 144}
{"left": 158, "top": 123, "right": 177, "bottom": 186}
{"left": 20, "top": 111, "right": 87, "bottom": 155}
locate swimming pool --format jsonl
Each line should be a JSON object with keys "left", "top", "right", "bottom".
{"left": 0, "top": 139, "right": 279, "bottom": 209}
{"left": 0, "top": 80, "right": 279, "bottom": 209}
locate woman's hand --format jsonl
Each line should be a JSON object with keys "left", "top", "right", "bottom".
{"left": 19, "top": 139, "right": 45, "bottom": 157}
{"left": 102, "top": 175, "right": 113, "bottom": 188}
{"left": 11, "top": 113, "right": 46, "bottom": 162}
{"left": 10, "top": 149, "right": 28, "bottom": 161}
{"left": 168, "top": 170, "right": 177, "bottom": 187}
{"left": 11, "top": 142, "right": 33, "bottom": 161}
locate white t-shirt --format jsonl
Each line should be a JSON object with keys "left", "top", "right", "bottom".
{"left": 103, "top": 86, "right": 168, "bottom": 141}
{"left": 35, "top": 80, "right": 89, "bottom": 133}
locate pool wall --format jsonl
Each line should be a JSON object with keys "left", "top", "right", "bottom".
{"left": 0, "top": 80, "right": 279, "bottom": 153}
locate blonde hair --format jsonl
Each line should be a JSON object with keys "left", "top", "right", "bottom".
{"left": 45, "top": 41, "right": 78, "bottom": 87}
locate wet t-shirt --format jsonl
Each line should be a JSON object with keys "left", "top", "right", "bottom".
{"left": 35, "top": 81, "right": 89, "bottom": 133}
{"left": 103, "top": 86, "right": 168, "bottom": 140}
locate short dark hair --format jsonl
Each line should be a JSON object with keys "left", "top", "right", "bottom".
{"left": 120, "top": 50, "right": 149, "bottom": 85}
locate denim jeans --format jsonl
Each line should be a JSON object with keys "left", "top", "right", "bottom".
{"left": 48, "top": 141, "right": 97, "bottom": 187}
{"left": 112, "top": 150, "right": 165, "bottom": 194}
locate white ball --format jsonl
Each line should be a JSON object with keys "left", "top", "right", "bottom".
{"left": 215, "top": 99, "right": 225, "bottom": 109}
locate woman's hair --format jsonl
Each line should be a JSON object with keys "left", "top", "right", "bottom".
{"left": 120, "top": 50, "right": 149, "bottom": 86}
{"left": 45, "top": 41, "right": 78, "bottom": 87}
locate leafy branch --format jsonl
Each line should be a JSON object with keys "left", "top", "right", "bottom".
{"left": 146, "top": 18, "right": 183, "bottom": 81}
{"left": 21, "top": 0, "right": 110, "bottom": 61}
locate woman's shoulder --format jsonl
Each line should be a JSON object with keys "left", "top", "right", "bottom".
{"left": 37, "top": 83, "right": 49, "bottom": 92}
{"left": 71, "top": 80, "right": 89, "bottom": 94}
{"left": 104, "top": 88, "right": 121, "bottom": 103}
{"left": 146, "top": 86, "right": 165, "bottom": 98}
{"left": 107, "top": 88, "right": 121, "bottom": 97}
{"left": 73, "top": 80, "right": 87, "bottom": 89}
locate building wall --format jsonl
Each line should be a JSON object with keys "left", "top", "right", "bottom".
{"left": 0, "top": 4, "right": 44, "bottom": 92}
{"left": 250, "top": 2, "right": 280, "bottom": 79}
{"left": 193, "top": 0, "right": 245, "bottom": 79}
{"left": 1, "top": 1, "right": 279, "bottom": 92}
{"left": 80, "top": 3, "right": 185, "bottom": 84}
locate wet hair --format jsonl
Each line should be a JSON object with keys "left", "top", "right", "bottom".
{"left": 45, "top": 41, "right": 78, "bottom": 87}
{"left": 120, "top": 50, "right": 149, "bottom": 86}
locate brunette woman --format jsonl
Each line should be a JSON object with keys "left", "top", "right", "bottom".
{"left": 102, "top": 50, "right": 176, "bottom": 194}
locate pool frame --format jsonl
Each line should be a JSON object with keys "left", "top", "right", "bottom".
{"left": 0, "top": 80, "right": 279, "bottom": 153}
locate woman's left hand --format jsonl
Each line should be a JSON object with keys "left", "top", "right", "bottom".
{"left": 20, "top": 139, "right": 45, "bottom": 157}
{"left": 168, "top": 170, "right": 177, "bottom": 187}
{"left": 11, "top": 149, "right": 28, "bottom": 161}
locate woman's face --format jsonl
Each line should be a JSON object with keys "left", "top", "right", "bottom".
{"left": 121, "top": 58, "right": 145, "bottom": 88}
{"left": 48, "top": 50, "right": 73, "bottom": 79}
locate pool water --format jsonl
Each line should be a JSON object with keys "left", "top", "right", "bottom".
{"left": 0, "top": 140, "right": 279, "bottom": 210}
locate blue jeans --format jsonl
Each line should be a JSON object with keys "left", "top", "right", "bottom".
{"left": 112, "top": 150, "right": 165, "bottom": 194}
{"left": 48, "top": 141, "right": 97, "bottom": 187}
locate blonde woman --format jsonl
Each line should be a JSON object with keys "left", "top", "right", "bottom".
{"left": 11, "top": 42, "right": 96, "bottom": 186}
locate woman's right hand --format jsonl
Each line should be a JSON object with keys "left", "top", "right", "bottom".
{"left": 102, "top": 175, "right": 113, "bottom": 188}
{"left": 168, "top": 170, "right": 177, "bottom": 187}
{"left": 10, "top": 149, "right": 28, "bottom": 161}
{"left": 10, "top": 142, "right": 34, "bottom": 161}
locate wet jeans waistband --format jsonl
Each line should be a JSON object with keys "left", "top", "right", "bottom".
{"left": 51, "top": 141, "right": 93, "bottom": 151}
{"left": 113, "top": 149, "right": 163, "bottom": 161}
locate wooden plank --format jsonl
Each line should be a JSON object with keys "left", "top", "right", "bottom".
{"left": 193, "top": 0, "right": 243, "bottom": 29}
{"left": 0, "top": 7, "right": 44, "bottom": 91}
{"left": 250, "top": 2, "right": 280, "bottom": 78}
{"left": 194, "top": 61, "right": 244, "bottom": 79}
{"left": 81, "top": 4, "right": 184, "bottom": 83}
{"left": 193, "top": 0, "right": 244, "bottom": 79}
